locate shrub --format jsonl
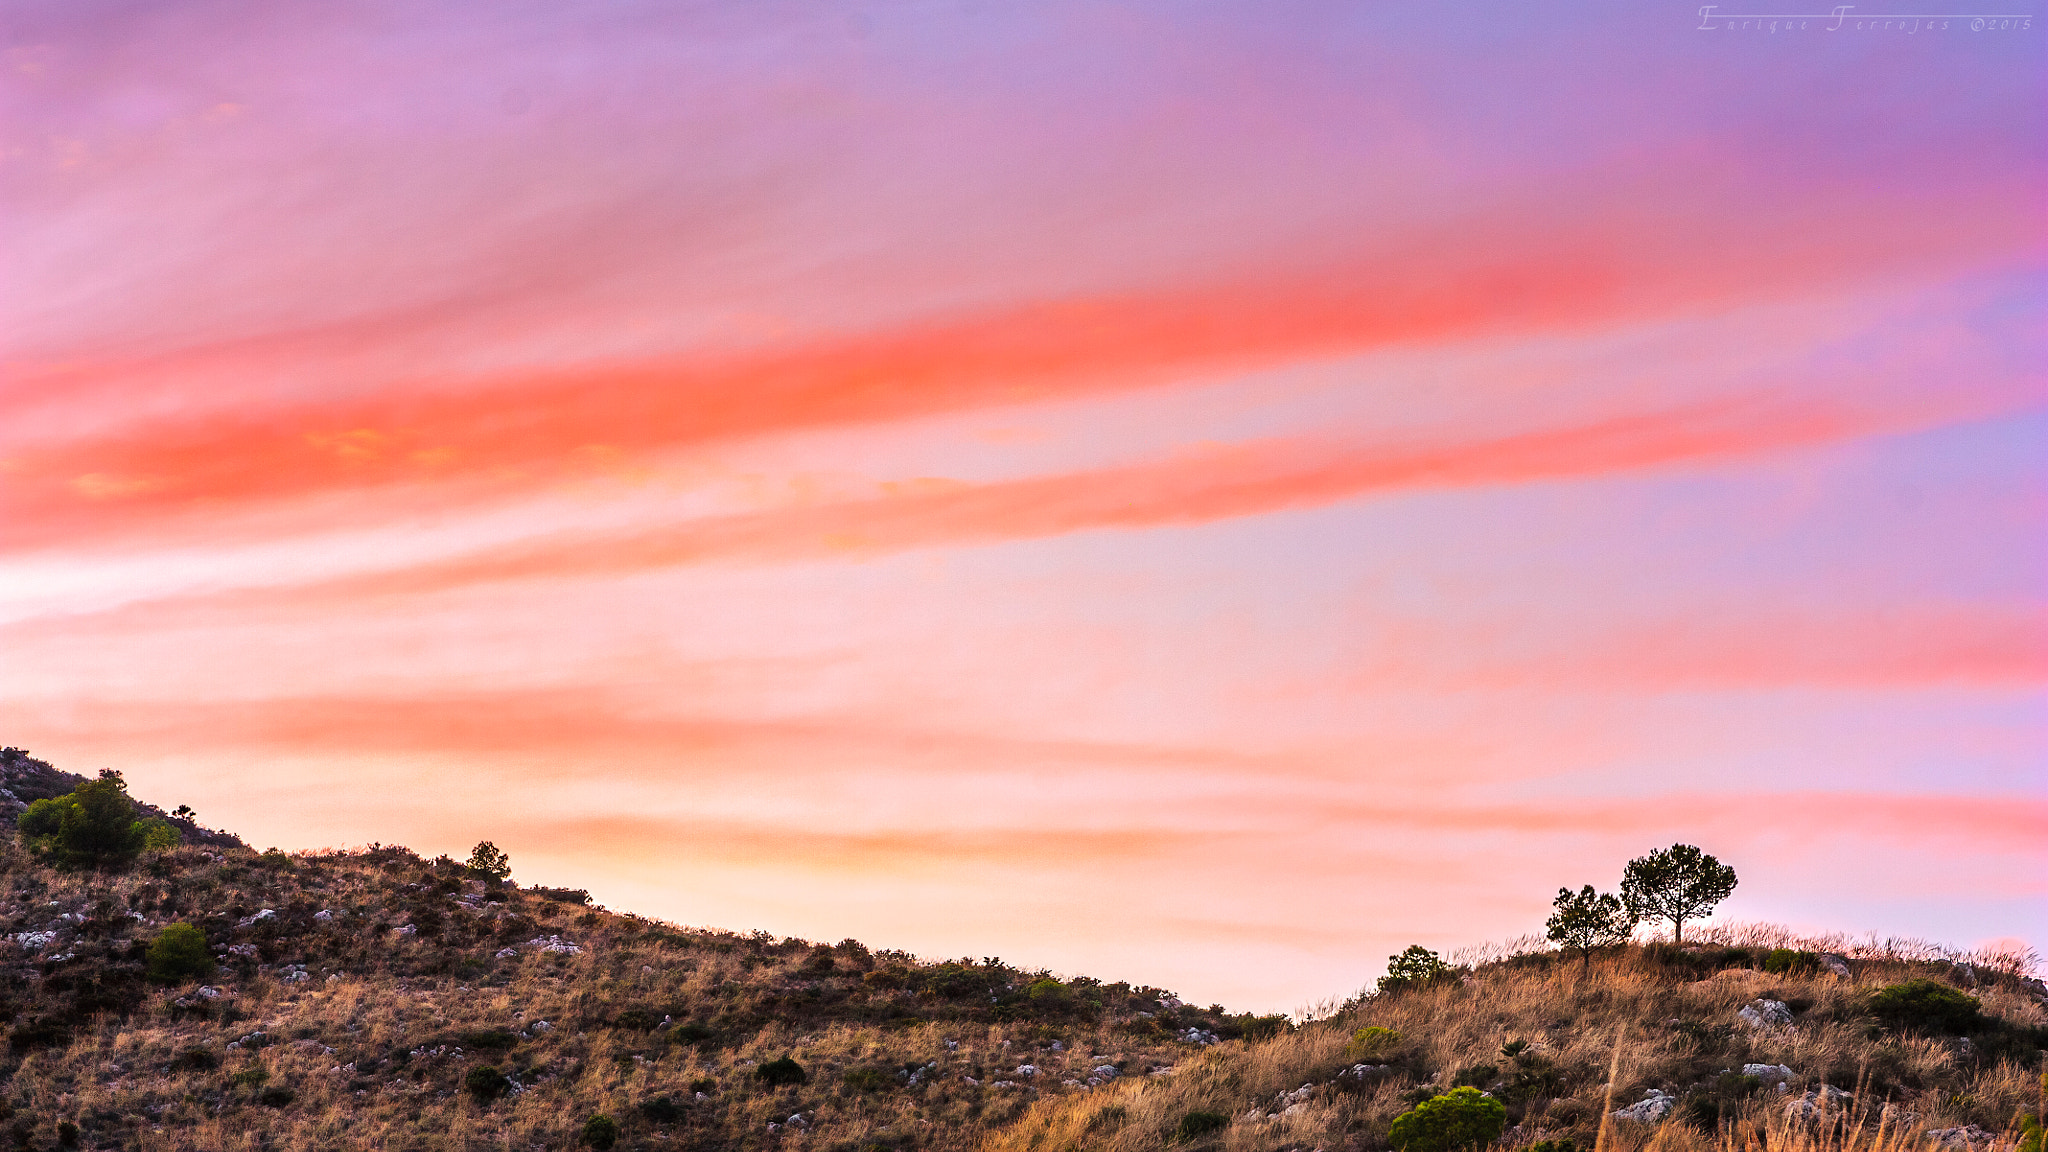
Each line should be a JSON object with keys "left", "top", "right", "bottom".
{"left": 756, "top": 1056, "right": 807, "bottom": 1085}
{"left": 56, "top": 1121, "right": 78, "bottom": 1148}
{"left": 1026, "top": 978, "right": 1071, "bottom": 1005}
{"left": 668, "top": 1022, "right": 714, "bottom": 1046}
{"left": 1173, "top": 1110, "right": 1230, "bottom": 1141}
{"left": 457, "top": 1028, "right": 520, "bottom": 1050}
{"left": 1529, "top": 1141, "right": 1579, "bottom": 1152}
{"left": 843, "top": 1067, "right": 893, "bottom": 1092}
{"left": 1237, "top": 1014, "right": 1290, "bottom": 1041}
{"left": 1452, "top": 1063, "right": 1498, "bottom": 1089}
{"left": 17, "top": 773, "right": 150, "bottom": 869}
{"left": 581, "top": 1113, "right": 619, "bottom": 1149}
{"left": 1346, "top": 1025, "right": 1404, "bottom": 1060}
{"left": 467, "top": 841, "right": 511, "bottom": 883}
{"left": 640, "top": 1095, "right": 684, "bottom": 1122}
{"left": 464, "top": 1065, "right": 511, "bottom": 1101}
{"left": 1764, "top": 949, "right": 1818, "bottom": 975}
{"left": 175, "top": 1046, "right": 218, "bottom": 1071}
{"left": 258, "top": 1086, "right": 296, "bottom": 1108}
{"left": 229, "top": 1067, "right": 269, "bottom": 1088}
{"left": 1379, "top": 946, "right": 1452, "bottom": 995}
{"left": 1387, "top": 1086, "right": 1508, "bottom": 1152}
{"left": 146, "top": 923, "right": 217, "bottom": 984}
{"left": 1869, "top": 979, "right": 1985, "bottom": 1035}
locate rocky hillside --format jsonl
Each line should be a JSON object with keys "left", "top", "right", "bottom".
{"left": 0, "top": 749, "right": 1283, "bottom": 1152}
{"left": 984, "top": 935, "right": 2048, "bottom": 1152}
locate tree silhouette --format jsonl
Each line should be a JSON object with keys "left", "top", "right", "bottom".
{"left": 1545, "top": 885, "right": 1635, "bottom": 969}
{"left": 1620, "top": 844, "right": 1736, "bottom": 943}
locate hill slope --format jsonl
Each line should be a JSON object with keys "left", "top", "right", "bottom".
{"left": 0, "top": 750, "right": 1280, "bottom": 1151}
{"left": 0, "top": 748, "right": 2040, "bottom": 1152}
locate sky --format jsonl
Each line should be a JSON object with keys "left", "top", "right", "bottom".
{"left": 1, "top": 0, "right": 2043, "bottom": 1011}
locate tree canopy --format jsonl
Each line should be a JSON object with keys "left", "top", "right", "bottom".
{"left": 1545, "top": 885, "right": 1636, "bottom": 969}
{"left": 1620, "top": 844, "right": 1737, "bottom": 943}
{"left": 16, "top": 771, "right": 173, "bottom": 869}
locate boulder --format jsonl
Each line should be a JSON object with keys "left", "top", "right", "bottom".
{"left": 1613, "top": 1089, "right": 1676, "bottom": 1124}
{"left": 1817, "top": 953, "right": 1851, "bottom": 977}
{"left": 1784, "top": 1086, "right": 1852, "bottom": 1122}
{"left": 1741, "top": 1063, "right": 1794, "bottom": 1083}
{"left": 1925, "top": 1126, "right": 1994, "bottom": 1149}
{"left": 1738, "top": 999, "right": 1794, "bottom": 1029}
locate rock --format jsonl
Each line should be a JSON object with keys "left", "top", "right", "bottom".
{"left": 1925, "top": 1126, "right": 1994, "bottom": 1149}
{"left": 11, "top": 931, "right": 57, "bottom": 951}
{"left": 1613, "top": 1090, "right": 1676, "bottom": 1124}
{"left": 1738, "top": 999, "right": 1793, "bottom": 1029}
{"left": 1951, "top": 963, "right": 1979, "bottom": 989}
{"left": 1818, "top": 953, "right": 1851, "bottom": 977}
{"left": 1014, "top": 1064, "right": 1038, "bottom": 1077}
{"left": 235, "top": 909, "right": 276, "bottom": 928}
{"left": 314, "top": 910, "right": 335, "bottom": 922}
{"left": 524, "top": 935, "right": 582, "bottom": 955}
{"left": 1092, "top": 1065, "right": 1119, "bottom": 1079}
{"left": 1784, "top": 1086, "right": 1852, "bottom": 1122}
{"left": 195, "top": 986, "right": 224, "bottom": 1000}
{"left": 495, "top": 948, "right": 518, "bottom": 959}
{"left": 1181, "top": 1027, "right": 1221, "bottom": 1045}
{"left": 1741, "top": 1063, "right": 1794, "bottom": 1083}
{"left": 394, "top": 924, "right": 417, "bottom": 938}
{"left": 526, "top": 1020, "right": 551, "bottom": 1033}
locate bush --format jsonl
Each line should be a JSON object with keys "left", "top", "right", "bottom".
{"left": 229, "top": 1067, "right": 270, "bottom": 1088}
{"left": 581, "top": 1114, "right": 619, "bottom": 1149}
{"left": 1869, "top": 979, "right": 1985, "bottom": 1035}
{"left": 56, "top": 1121, "right": 78, "bottom": 1148}
{"left": 755, "top": 1056, "right": 807, "bottom": 1085}
{"left": 1452, "top": 1063, "right": 1498, "bottom": 1089}
{"left": 1764, "top": 949, "right": 1818, "bottom": 975}
{"left": 464, "top": 1065, "right": 511, "bottom": 1101}
{"left": 1388, "top": 1086, "right": 1508, "bottom": 1152}
{"left": 843, "top": 1067, "right": 893, "bottom": 1092}
{"left": 640, "top": 1095, "right": 684, "bottom": 1122}
{"left": 1379, "top": 946, "right": 1453, "bottom": 995}
{"left": 17, "top": 773, "right": 150, "bottom": 868}
{"left": 175, "top": 1046, "right": 218, "bottom": 1070}
{"left": 146, "top": 923, "right": 217, "bottom": 984}
{"left": 1173, "top": 1110, "right": 1230, "bottom": 1141}
{"left": 668, "top": 1022, "right": 714, "bottom": 1046}
{"left": 258, "top": 1086, "right": 296, "bottom": 1108}
{"left": 1346, "top": 1026, "right": 1404, "bottom": 1060}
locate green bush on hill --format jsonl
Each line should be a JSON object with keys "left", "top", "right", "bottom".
{"left": 145, "top": 923, "right": 216, "bottom": 984}
{"left": 1868, "top": 978, "right": 1985, "bottom": 1035}
{"left": 1387, "top": 1086, "right": 1507, "bottom": 1152}
{"left": 17, "top": 772, "right": 165, "bottom": 869}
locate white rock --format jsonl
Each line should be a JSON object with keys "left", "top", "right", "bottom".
{"left": 236, "top": 909, "right": 277, "bottom": 928}
{"left": 395, "top": 925, "right": 417, "bottom": 937}
{"left": 1613, "top": 1089, "right": 1676, "bottom": 1124}
{"left": 1784, "top": 1086, "right": 1853, "bottom": 1122}
{"left": 1925, "top": 1126, "right": 1993, "bottom": 1149}
{"left": 1817, "top": 953, "right": 1850, "bottom": 977}
{"left": 495, "top": 948, "right": 518, "bottom": 959}
{"left": 315, "top": 910, "right": 335, "bottom": 922}
{"left": 1742, "top": 1063, "right": 1794, "bottom": 1083}
{"left": 1014, "top": 1064, "right": 1038, "bottom": 1076}
{"left": 1738, "top": 999, "right": 1794, "bottom": 1029}
{"left": 1093, "top": 1065, "right": 1119, "bottom": 1079}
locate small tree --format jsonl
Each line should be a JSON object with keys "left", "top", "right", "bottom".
{"left": 1378, "top": 945, "right": 1452, "bottom": 994}
{"left": 1546, "top": 885, "right": 1636, "bottom": 970}
{"left": 1620, "top": 844, "right": 1736, "bottom": 944}
{"left": 147, "top": 923, "right": 217, "bottom": 984}
{"left": 1388, "top": 1086, "right": 1508, "bottom": 1152}
{"left": 581, "top": 1114, "right": 619, "bottom": 1149}
{"left": 466, "top": 841, "right": 512, "bottom": 885}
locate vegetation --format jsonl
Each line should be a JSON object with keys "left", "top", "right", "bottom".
{"left": 1546, "top": 884, "right": 1635, "bottom": 970}
{"left": 1621, "top": 843, "right": 1738, "bottom": 944}
{"left": 0, "top": 748, "right": 2039, "bottom": 1152}
{"left": 465, "top": 840, "right": 511, "bottom": 884}
{"left": 16, "top": 771, "right": 175, "bottom": 869}
{"left": 1388, "top": 1085, "right": 1507, "bottom": 1152}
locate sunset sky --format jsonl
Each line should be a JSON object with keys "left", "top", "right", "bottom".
{"left": 3, "top": 0, "right": 2043, "bottom": 1010}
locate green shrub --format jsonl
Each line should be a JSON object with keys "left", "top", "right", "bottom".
{"left": 843, "top": 1067, "right": 893, "bottom": 1092}
{"left": 668, "top": 1022, "right": 714, "bottom": 1046}
{"left": 1763, "top": 949, "right": 1818, "bottom": 975}
{"left": 1869, "top": 979, "right": 1985, "bottom": 1035}
{"left": 17, "top": 773, "right": 151, "bottom": 868}
{"left": 1388, "top": 1086, "right": 1508, "bottom": 1152}
{"left": 1026, "top": 978, "right": 1071, "bottom": 1005}
{"left": 229, "top": 1066, "right": 269, "bottom": 1089}
{"left": 1378, "top": 946, "right": 1453, "bottom": 995}
{"left": 640, "top": 1095, "right": 684, "bottom": 1122}
{"left": 1173, "top": 1110, "right": 1230, "bottom": 1141}
{"left": 1345, "top": 1026, "right": 1404, "bottom": 1060}
{"left": 581, "top": 1113, "right": 619, "bottom": 1149}
{"left": 755, "top": 1056, "right": 807, "bottom": 1085}
{"left": 457, "top": 1028, "right": 520, "bottom": 1050}
{"left": 146, "top": 923, "right": 217, "bottom": 984}
{"left": 464, "top": 1065, "right": 511, "bottom": 1101}
{"left": 1237, "top": 1014, "right": 1290, "bottom": 1041}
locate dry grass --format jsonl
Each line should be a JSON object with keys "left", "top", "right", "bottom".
{"left": 983, "top": 946, "right": 2047, "bottom": 1152}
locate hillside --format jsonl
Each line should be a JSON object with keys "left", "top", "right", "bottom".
{"left": 0, "top": 749, "right": 2041, "bottom": 1152}
{"left": 0, "top": 750, "right": 1282, "bottom": 1151}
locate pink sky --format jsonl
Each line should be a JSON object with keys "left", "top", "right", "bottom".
{"left": 2, "top": 0, "right": 2043, "bottom": 1009}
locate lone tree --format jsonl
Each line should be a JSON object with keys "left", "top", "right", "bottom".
{"left": 1378, "top": 944, "right": 1453, "bottom": 995}
{"left": 467, "top": 840, "right": 512, "bottom": 884}
{"left": 1620, "top": 843, "right": 1737, "bottom": 943}
{"left": 1545, "top": 884, "right": 1636, "bottom": 969}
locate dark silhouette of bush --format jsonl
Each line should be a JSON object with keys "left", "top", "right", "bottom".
{"left": 843, "top": 1067, "right": 893, "bottom": 1092}
{"left": 146, "top": 923, "right": 217, "bottom": 984}
{"left": 258, "top": 1086, "right": 296, "bottom": 1108}
{"left": 667, "top": 1022, "right": 714, "bottom": 1046}
{"left": 1869, "top": 979, "right": 1985, "bottom": 1035}
{"left": 1173, "top": 1110, "right": 1229, "bottom": 1141}
{"left": 56, "top": 1121, "right": 78, "bottom": 1148}
{"left": 640, "top": 1095, "right": 684, "bottom": 1122}
{"left": 1388, "top": 1086, "right": 1507, "bottom": 1152}
{"left": 17, "top": 772, "right": 152, "bottom": 869}
{"left": 1764, "top": 949, "right": 1818, "bottom": 975}
{"left": 1378, "top": 946, "right": 1453, "bottom": 995}
{"left": 1620, "top": 844, "right": 1737, "bottom": 944}
{"left": 756, "top": 1056, "right": 807, "bottom": 1085}
{"left": 467, "top": 841, "right": 511, "bottom": 884}
{"left": 175, "top": 1046, "right": 218, "bottom": 1071}
{"left": 581, "top": 1113, "right": 619, "bottom": 1149}
{"left": 464, "top": 1065, "right": 511, "bottom": 1101}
